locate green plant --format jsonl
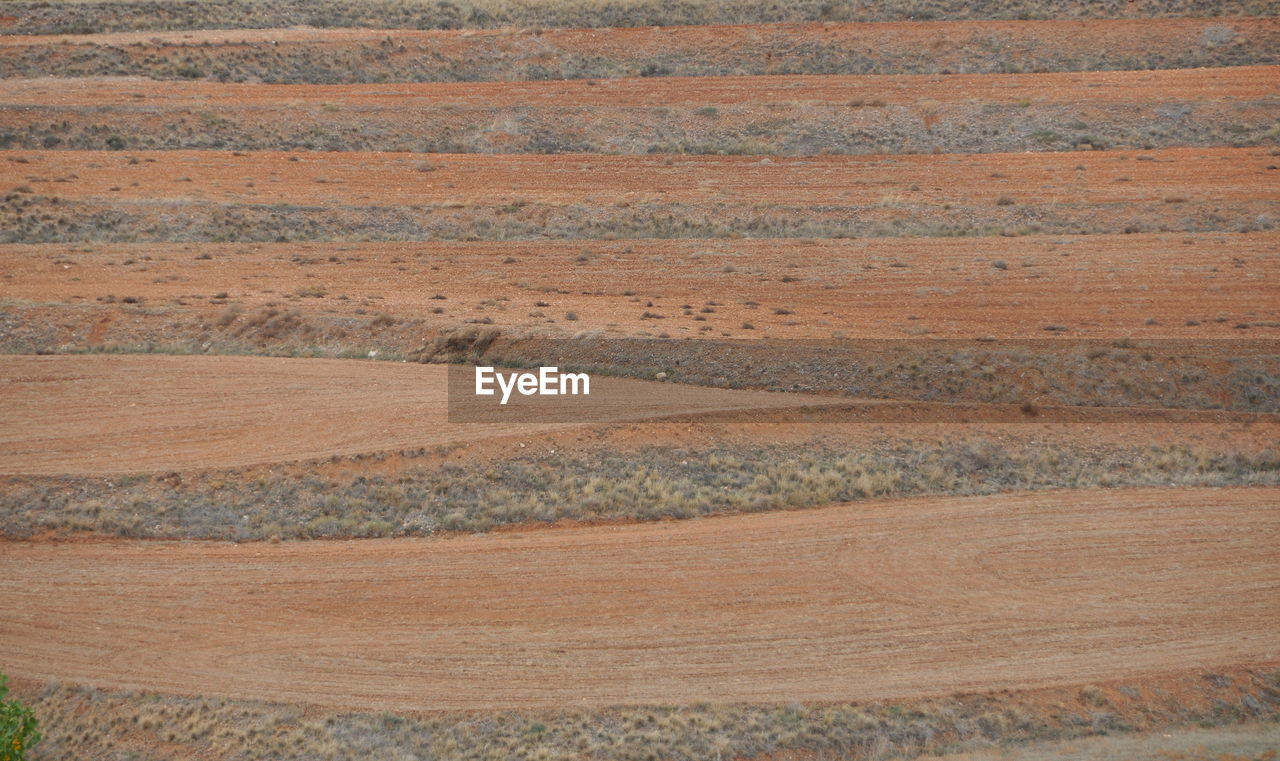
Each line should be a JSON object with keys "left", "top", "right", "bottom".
{"left": 0, "top": 675, "right": 40, "bottom": 761}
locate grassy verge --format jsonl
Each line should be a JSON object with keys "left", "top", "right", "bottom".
{"left": 3, "top": 24, "right": 1277, "bottom": 83}
{"left": 3, "top": 438, "right": 1277, "bottom": 540}
{"left": 917, "top": 721, "right": 1280, "bottom": 760}
{"left": 5, "top": 0, "right": 1273, "bottom": 35}
{"left": 6, "top": 100, "right": 1276, "bottom": 155}
{"left": 17, "top": 667, "right": 1280, "bottom": 761}
{"left": 4, "top": 196, "right": 1278, "bottom": 244}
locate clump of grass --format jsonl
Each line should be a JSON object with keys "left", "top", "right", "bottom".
{"left": 293, "top": 284, "right": 327, "bottom": 298}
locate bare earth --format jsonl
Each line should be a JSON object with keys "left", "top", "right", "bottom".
{"left": 4, "top": 65, "right": 1274, "bottom": 107}
{"left": 4, "top": 233, "right": 1276, "bottom": 339}
{"left": 10, "top": 147, "right": 1276, "bottom": 207}
{"left": 3, "top": 354, "right": 1274, "bottom": 477}
{"left": 0, "top": 354, "right": 863, "bottom": 475}
{"left": 1, "top": 487, "right": 1275, "bottom": 711}
{"left": 2, "top": 11, "right": 1278, "bottom": 755}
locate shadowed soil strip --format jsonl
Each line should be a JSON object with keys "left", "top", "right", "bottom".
{"left": 1, "top": 487, "right": 1276, "bottom": 711}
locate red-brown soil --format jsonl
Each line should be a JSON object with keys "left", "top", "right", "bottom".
{"left": 11, "top": 354, "right": 1275, "bottom": 477}
{"left": 8, "top": 147, "right": 1275, "bottom": 207}
{"left": 3, "top": 9, "right": 1278, "bottom": 749}
{"left": 4, "top": 65, "right": 1273, "bottom": 107}
{"left": 2, "top": 487, "right": 1275, "bottom": 711}
{"left": 4, "top": 233, "right": 1276, "bottom": 339}
{"left": 0, "top": 354, "right": 875, "bottom": 475}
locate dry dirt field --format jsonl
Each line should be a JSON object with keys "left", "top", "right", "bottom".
{"left": 8, "top": 147, "right": 1278, "bottom": 208}
{"left": 3, "top": 233, "right": 1278, "bottom": 340}
{"left": 2, "top": 3, "right": 1279, "bottom": 760}
{"left": 0, "top": 354, "right": 883, "bottom": 474}
{"left": 4, "top": 488, "right": 1277, "bottom": 712}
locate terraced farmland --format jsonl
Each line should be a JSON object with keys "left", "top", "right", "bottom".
{"left": 1, "top": 3, "right": 1278, "bottom": 760}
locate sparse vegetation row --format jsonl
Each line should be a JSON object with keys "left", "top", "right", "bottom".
{"left": 16, "top": 667, "right": 1280, "bottom": 761}
{"left": 2, "top": 196, "right": 1277, "bottom": 245}
{"left": 2, "top": 22, "right": 1276, "bottom": 82}
{"left": 5, "top": 0, "right": 1274, "bottom": 36}
{"left": 5, "top": 100, "right": 1275, "bottom": 155}
{"left": 3, "top": 438, "right": 1277, "bottom": 541}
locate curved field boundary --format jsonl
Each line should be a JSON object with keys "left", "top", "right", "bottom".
{"left": 1, "top": 487, "right": 1275, "bottom": 711}
{"left": 4, "top": 353, "right": 1277, "bottom": 476}
{"left": 0, "top": 354, "right": 859, "bottom": 475}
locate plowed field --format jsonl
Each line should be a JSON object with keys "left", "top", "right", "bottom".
{"left": 2, "top": 487, "right": 1275, "bottom": 711}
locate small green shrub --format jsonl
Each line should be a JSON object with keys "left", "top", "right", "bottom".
{"left": 0, "top": 675, "right": 40, "bottom": 761}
